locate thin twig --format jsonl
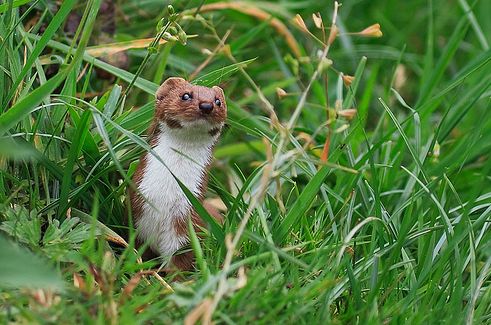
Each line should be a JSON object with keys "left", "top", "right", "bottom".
{"left": 189, "top": 29, "right": 231, "bottom": 80}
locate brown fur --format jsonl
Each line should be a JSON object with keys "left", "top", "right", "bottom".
{"left": 129, "top": 155, "right": 146, "bottom": 229}
{"left": 171, "top": 250, "right": 195, "bottom": 271}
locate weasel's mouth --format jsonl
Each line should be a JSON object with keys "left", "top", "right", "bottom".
{"left": 185, "top": 113, "right": 224, "bottom": 125}
{"left": 164, "top": 117, "right": 222, "bottom": 134}
{"left": 164, "top": 116, "right": 212, "bottom": 129}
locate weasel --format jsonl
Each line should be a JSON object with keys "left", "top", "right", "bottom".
{"left": 130, "top": 77, "right": 227, "bottom": 270}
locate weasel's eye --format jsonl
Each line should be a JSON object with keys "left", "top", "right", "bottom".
{"left": 181, "top": 93, "right": 191, "bottom": 100}
{"left": 214, "top": 98, "right": 221, "bottom": 107}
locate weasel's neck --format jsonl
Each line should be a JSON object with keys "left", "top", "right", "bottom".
{"left": 148, "top": 123, "right": 216, "bottom": 191}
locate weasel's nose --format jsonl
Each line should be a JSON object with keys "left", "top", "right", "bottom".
{"left": 199, "top": 102, "right": 213, "bottom": 114}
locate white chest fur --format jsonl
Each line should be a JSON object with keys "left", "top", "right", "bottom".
{"left": 136, "top": 123, "right": 217, "bottom": 258}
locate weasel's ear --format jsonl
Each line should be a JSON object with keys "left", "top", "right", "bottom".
{"left": 212, "top": 85, "right": 227, "bottom": 108}
{"left": 156, "top": 77, "right": 186, "bottom": 100}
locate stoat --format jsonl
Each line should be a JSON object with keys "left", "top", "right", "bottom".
{"left": 130, "top": 77, "right": 227, "bottom": 270}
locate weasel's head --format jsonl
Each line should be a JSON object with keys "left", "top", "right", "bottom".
{"left": 155, "top": 77, "right": 227, "bottom": 137}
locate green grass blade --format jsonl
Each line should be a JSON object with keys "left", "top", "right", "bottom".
{"left": 57, "top": 110, "right": 91, "bottom": 218}
{"left": 3, "top": 0, "right": 77, "bottom": 107}
{"left": 379, "top": 98, "right": 429, "bottom": 182}
{"left": 0, "top": 0, "right": 31, "bottom": 14}
{"left": 0, "top": 72, "right": 67, "bottom": 135}
{"left": 192, "top": 58, "right": 257, "bottom": 86}
{"left": 274, "top": 165, "right": 331, "bottom": 243}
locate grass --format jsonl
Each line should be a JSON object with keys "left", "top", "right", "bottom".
{"left": 1, "top": 0, "right": 491, "bottom": 323}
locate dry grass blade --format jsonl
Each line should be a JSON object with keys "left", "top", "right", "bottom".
{"left": 73, "top": 273, "right": 86, "bottom": 291}
{"left": 185, "top": 2, "right": 301, "bottom": 57}
{"left": 185, "top": 298, "right": 212, "bottom": 325}
{"left": 39, "top": 38, "right": 170, "bottom": 64}
{"left": 121, "top": 270, "right": 173, "bottom": 304}
{"left": 85, "top": 38, "right": 168, "bottom": 57}
{"left": 120, "top": 272, "right": 144, "bottom": 302}
{"left": 189, "top": 29, "right": 231, "bottom": 80}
